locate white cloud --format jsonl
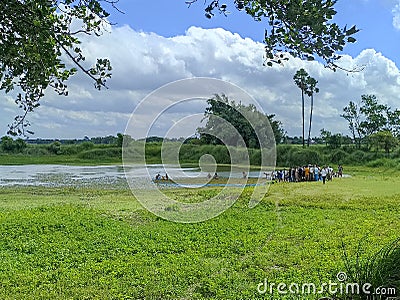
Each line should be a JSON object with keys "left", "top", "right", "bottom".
{"left": 2, "top": 26, "right": 400, "bottom": 139}
{"left": 392, "top": 1, "right": 400, "bottom": 29}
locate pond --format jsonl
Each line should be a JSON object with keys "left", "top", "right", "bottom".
{"left": 0, "top": 164, "right": 265, "bottom": 188}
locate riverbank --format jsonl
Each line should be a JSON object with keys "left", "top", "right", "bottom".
{"left": 0, "top": 154, "right": 122, "bottom": 165}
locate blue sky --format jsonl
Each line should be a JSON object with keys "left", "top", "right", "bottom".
{"left": 2, "top": 0, "right": 400, "bottom": 139}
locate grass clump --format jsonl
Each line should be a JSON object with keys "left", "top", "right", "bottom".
{"left": 342, "top": 237, "right": 400, "bottom": 300}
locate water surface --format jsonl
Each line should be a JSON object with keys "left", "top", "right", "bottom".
{"left": 0, "top": 164, "right": 263, "bottom": 188}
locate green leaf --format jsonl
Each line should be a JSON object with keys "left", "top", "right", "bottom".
{"left": 347, "top": 37, "right": 356, "bottom": 43}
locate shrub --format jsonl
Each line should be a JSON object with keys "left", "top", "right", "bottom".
{"left": 145, "top": 143, "right": 162, "bottom": 162}
{"left": 329, "top": 149, "right": 349, "bottom": 164}
{"left": 249, "top": 149, "right": 261, "bottom": 166}
{"left": 77, "top": 141, "right": 95, "bottom": 152}
{"left": 0, "top": 137, "right": 27, "bottom": 153}
{"left": 276, "top": 144, "right": 294, "bottom": 166}
{"left": 178, "top": 144, "right": 202, "bottom": 163}
{"left": 390, "top": 147, "right": 400, "bottom": 159}
{"left": 23, "top": 146, "right": 50, "bottom": 156}
{"left": 14, "top": 138, "right": 27, "bottom": 152}
{"left": 346, "top": 150, "right": 367, "bottom": 165}
{"left": 210, "top": 145, "right": 230, "bottom": 164}
{"left": 364, "top": 151, "right": 384, "bottom": 162}
{"left": 0, "top": 136, "right": 14, "bottom": 152}
{"left": 366, "top": 158, "right": 398, "bottom": 168}
{"left": 288, "top": 149, "right": 320, "bottom": 166}
{"left": 60, "top": 145, "right": 79, "bottom": 155}
{"left": 77, "top": 148, "right": 121, "bottom": 160}
{"left": 47, "top": 142, "right": 62, "bottom": 155}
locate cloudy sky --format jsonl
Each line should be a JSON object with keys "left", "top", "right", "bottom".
{"left": 2, "top": 0, "right": 400, "bottom": 139}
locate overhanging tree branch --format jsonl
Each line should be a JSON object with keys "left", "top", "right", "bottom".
{"left": 0, "top": 0, "right": 115, "bottom": 136}
{"left": 188, "top": 0, "right": 361, "bottom": 72}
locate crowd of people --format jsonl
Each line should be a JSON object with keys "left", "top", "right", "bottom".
{"left": 154, "top": 165, "right": 344, "bottom": 185}
{"left": 266, "top": 165, "right": 343, "bottom": 184}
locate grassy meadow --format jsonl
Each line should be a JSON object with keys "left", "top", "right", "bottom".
{"left": 0, "top": 166, "right": 399, "bottom": 299}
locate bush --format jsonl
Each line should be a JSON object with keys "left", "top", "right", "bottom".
{"left": 341, "top": 145, "right": 357, "bottom": 154}
{"left": 142, "top": 143, "right": 163, "bottom": 163}
{"left": 178, "top": 144, "right": 202, "bottom": 163}
{"left": 210, "top": 145, "right": 230, "bottom": 164}
{"left": 47, "top": 142, "right": 62, "bottom": 155}
{"left": 1, "top": 136, "right": 14, "bottom": 152}
{"left": 288, "top": 149, "right": 320, "bottom": 166}
{"left": 77, "top": 148, "right": 121, "bottom": 160}
{"left": 346, "top": 150, "right": 367, "bottom": 165}
{"left": 23, "top": 146, "right": 50, "bottom": 156}
{"left": 364, "top": 151, "right": 384, "bottom": 162}
{"left": 329, "top": 149, "right": 349, "bottom": 164}
{"left": 14, "top": 139, "right": 27, "bottom": 152}
{"left": 60, "top": 145, "right": 79, "bottom": 155}
{"left": 276, "top": 144, "right": 294, "bottom": 166}
{"left": 77, "top": 141, "right": 94, "bottom": 152}
{"left": 249, "top": 149, "right": 261, "bottom": 166}
{"left": 0, "top": 137, "right": 27, "bottom": 153}
{"left": 390, "top": 147, "right": 400, "bottom": 159}
{"left": 366, "top": 158, "right": 398, "bottom": 168}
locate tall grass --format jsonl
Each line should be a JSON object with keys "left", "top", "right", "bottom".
{"left": 77, "top": 147, "right": 121, "bottom": 160}
{"left": 342, "top": 237, "right": 400, "bottom": 299}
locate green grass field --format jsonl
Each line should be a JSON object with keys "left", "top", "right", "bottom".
{"left": 0, "top": 167, "right": 399, "bottom": 299}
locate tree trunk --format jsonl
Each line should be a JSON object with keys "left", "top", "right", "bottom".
{"left": 307, "top": 93, "right": 314, "bottom": 147}
{"left": 302, "top": 89, "right": 305, "bottom": 147}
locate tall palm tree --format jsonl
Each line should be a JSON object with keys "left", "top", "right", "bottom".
{"left": 293, "top": 68, "right": 309, "bottom": 147}
{"left": 305, "top": 77, "right": 319, "bottom": 147}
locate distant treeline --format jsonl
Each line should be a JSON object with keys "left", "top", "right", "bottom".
{"left": 2, "top": 133, "right": 400, "bottom": 168}
{"left": 23, "top": 135, "right": 119, "bottom": 145}
{"left": 144, "top": 142, "right": 400, "bottom": 168}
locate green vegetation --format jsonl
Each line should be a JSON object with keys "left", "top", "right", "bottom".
{"left": 198, "top": 94, "right": 285, "bottom": 146}
{"left": 3, "top": 92, "right": 400, "bottom": 168}
{"left": 148, "top": 142, "right": 400, "bottom": 167}
{"left": 341, "top": 94, "right": 400, "bottom": 150}
{"left": 276, "top": 144, "right": 400, "bottom": 167}
{"left": 0, "top": 140, "right": 122, "bottom": 165}
{"left": 0, "top": 167, "right": 399, "bottom": 298}
{"left": 4, "top": 136, "right": 400, "bottom": 168}
{"left": 1, "top": 0, "right": 113, "bottom": 135}
{"left": 343, "top": 237, "right": 400, "bottom": 300}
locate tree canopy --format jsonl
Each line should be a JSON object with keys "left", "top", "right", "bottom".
{"left": 1, "top": 0, "right": 114, "bottom": 135}
{"left": 187, "top": 0, "right": 359, "bottom": 68}
{"left": 341, "top": 95, "right": 400, "bottom": 148}
{"left": 197, "top": 94, "right": 285, "bottom": 148}
{"left": 369, "top": 131, "right": 398, "bottom": 155}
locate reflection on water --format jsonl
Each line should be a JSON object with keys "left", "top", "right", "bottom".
{"left": 0, "top": 165, "right": 126, "bottom": 188}
{"left": 0, "top": 164, "right": 265, "bottom": 188}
